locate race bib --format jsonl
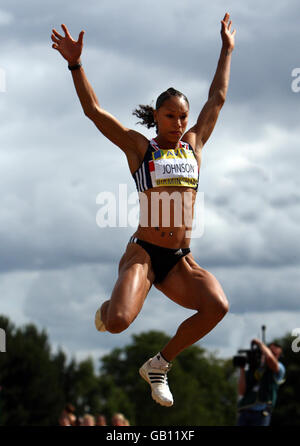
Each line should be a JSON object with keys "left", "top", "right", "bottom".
{"left": 149, "top": 146, "right": 198, "bottom": 187}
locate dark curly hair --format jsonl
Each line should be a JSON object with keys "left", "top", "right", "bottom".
{"left": 132, "top": 87, "right": 189, "bottom": 132}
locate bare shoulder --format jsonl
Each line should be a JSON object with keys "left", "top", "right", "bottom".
{"left": 125, "top": 129, "right": 150, "bottom": 173}
{"left": 181, "top": 126, "right": 204, "bottom": 153}
{"left": 181, "top": 128, "right": 203, "bottom": 168}
{"left": 126, "top": 128, "right": 149, "bottom": 158}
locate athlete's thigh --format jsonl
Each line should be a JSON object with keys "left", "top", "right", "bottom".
{"left": 154, "top": 252, "right": 227, "bottom": 311}
{"left": 107, "top": 242, "right": 155, "bottom": 323}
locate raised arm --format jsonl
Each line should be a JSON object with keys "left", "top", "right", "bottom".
{"left": 252, "top": 339, "right": 280, "bottom": 374}
{"left": 183, "top": 13, "right": 236, "bottom": 151}
{"left": 51, "top": 24, "right": 146, "bottom": 155}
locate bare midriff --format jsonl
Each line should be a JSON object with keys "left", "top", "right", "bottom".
{"left": 132, "top": 185, "right": 198, "bottom": 249}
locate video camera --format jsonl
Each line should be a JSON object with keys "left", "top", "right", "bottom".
{"left": 233, "top": 325, "right": 266, "bottom": 370}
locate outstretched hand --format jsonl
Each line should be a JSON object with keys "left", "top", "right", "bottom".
{"left": 220, "top": 13, "right": 236, "bottom": 51}
{"left": 51, "top": 24, "right": 85, "bottom": 64}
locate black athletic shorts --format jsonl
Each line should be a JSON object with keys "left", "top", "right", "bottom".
{"left": 128, "top": 236, "right": 190, "bottom": 284}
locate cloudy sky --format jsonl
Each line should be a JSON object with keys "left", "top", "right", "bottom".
{"left": 1, "top": 0, "right": 300, "bottom": 368}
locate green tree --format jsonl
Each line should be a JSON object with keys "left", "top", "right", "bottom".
{"left": 271, "top": 333, "right": 300, "bottom": 426}
{"left": 71, "top": 357, "right": 104, "bottom": 416}
{"left": 2, "top": 313, "right": 296, "bottom": 427}
{"left": 0, "top": 315, "right": 64, "bottom": 426}
{"left": 0, "top": 315, "right": 111, "bottom": 425}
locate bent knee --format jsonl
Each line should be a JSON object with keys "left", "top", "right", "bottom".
{"left": 201, "top": 290, "right": 229, "bottom": 320}
{"left": 106, "top": 312, "right": 131, "bottom": 334}
{"left": 214, "top": 293, "right": 229, "bottom": 319}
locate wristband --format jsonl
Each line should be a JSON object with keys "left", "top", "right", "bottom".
{"left": 68, "top": 62, "right": 82, "bottom": 71}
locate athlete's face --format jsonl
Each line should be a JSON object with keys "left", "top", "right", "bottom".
{"left": 154, "top": 96, "right": 189, "bottom": 142}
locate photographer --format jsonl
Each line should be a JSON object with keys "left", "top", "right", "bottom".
{"left": 236, "top": 340, "right": 285, "bottom": 426}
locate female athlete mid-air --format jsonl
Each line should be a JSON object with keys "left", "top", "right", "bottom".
{"left": 51, "top": 12, "right": 236, "bottom": 407}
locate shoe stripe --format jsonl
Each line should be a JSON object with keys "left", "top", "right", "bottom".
{"left": 149, "top": 375, "right": 167, "bottom": 378}
{"left": 140, "top": 365, "right": 173, "bottom": 406}
{"left": 148, "top": 373, "right": 166, "bottom": 376}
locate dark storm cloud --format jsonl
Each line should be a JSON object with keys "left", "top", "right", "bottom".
{"left": 213, "top": 266, "right": 300, "bottom": 313}
{"left": 2, "top": 0, "right": 300, "bottom": 122}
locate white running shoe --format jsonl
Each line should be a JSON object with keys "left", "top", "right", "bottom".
{"left": 94, "top": 307, "right": 106, "bottom": 332}
{"left": 139, "top": 358, "right": 173, "bottom": 407}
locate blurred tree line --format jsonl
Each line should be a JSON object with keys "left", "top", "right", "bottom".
{"left": 0, "top": 314, "right": 298, "bottom": 426}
